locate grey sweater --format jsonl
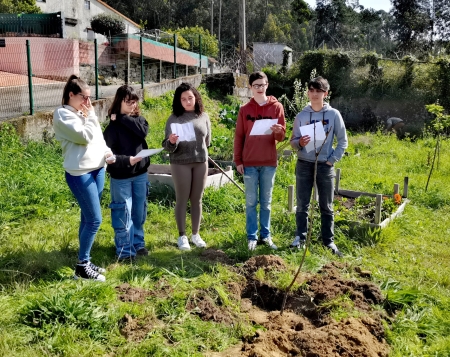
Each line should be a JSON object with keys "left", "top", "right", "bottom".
{"left": 162, "top": 111, "right": 211, "bottom": 164}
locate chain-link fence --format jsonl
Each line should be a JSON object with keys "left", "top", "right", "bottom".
{"left": 0, "top": 34, "right": 209, "bottom": 121}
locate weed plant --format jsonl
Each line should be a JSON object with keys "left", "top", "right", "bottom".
{"left": 0, "top": 90, "right": 449, "bottom": 356}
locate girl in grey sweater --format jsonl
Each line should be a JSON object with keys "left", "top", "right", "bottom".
{"left": 162, "top": 83, "right": 211, "bottom": 251}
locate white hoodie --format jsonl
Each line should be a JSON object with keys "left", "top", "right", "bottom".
{"left": 53, "top": 105, "right": 111, "bottom": 176}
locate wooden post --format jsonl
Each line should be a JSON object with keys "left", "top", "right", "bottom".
{"left": 288, "top": 185, "right": 294, "bottom": 212}
{"left": 335, "top": 168, "right": 341, "bottom": 195}
{"left": 374, "top": 194, "right": 382, "bottom": 225}
{"left": 403, "top": 177, "right": 409, "bottom": 198}
{"left": 393, "top": 183, "right": 399, "bottom": 197}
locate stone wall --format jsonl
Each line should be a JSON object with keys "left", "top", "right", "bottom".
{"left": 202, "top": 73, "right": 252, "bottom": 101}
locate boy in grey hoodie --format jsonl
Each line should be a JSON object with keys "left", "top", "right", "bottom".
{"left": 290, "top": 76, "right": 348, "bottom": 256}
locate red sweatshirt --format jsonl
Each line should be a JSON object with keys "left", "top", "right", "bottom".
{"left": 233, "top": 96, "right": 286, "bottom": 167}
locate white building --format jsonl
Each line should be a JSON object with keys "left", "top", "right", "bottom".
{"left": 253, "top": 42, "right": 292, "bottom": 71}
{"left": 35, "top": 0, "right": 140, "bottom": 42}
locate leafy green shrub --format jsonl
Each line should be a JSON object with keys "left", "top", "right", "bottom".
{"left": 90, "top": 14, "right": 125, "bottom": 36}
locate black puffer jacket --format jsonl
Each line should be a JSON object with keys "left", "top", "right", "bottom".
{"left": 103, "top": 114, "right": 150, "bottom": 179}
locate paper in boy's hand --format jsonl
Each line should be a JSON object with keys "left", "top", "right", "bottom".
{"left": 300, "top": 121, "right": 326, "bottom": 153}
{"left": 135, "top": 148, "right": 164, "bottom": 159}
{"left": 250, "top": 119, "right": 279, "bottom": 135}
{"left": 170, "top": 122, "right": 196, "bottom": 141}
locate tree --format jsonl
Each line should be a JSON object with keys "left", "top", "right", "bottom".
{"left": 292, "top": 0, "right": 312, "bottom": 24}
{"left": 392, "top": 0, "right": 432, "bottom": 55}
{"left": 91, "top": 14, "right": 125, "bottom": 36}
{"left": 162, "top": 26, "right": 219, "bottom": 57}
{"left": 0, "top": 0, "right": 41, "bottom": 13}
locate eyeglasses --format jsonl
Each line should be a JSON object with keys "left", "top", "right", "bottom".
{"left": 308, "top": 88, "right": 326, "bottom": 93}
{"left": 252, "top": 83, "right": 267, "bottom": 89}
{"left": 78, "top": 93, "right": 91, "bottom": 100}
{"left": 124, "top": 99, "right": 137, "bottom": 106}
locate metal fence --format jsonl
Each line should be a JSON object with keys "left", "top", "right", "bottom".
{"left": 0, "top": 12, "right": 63, "bottom": 38}
{"left": 0, "top": 33, "right": 209, "bottom": 120}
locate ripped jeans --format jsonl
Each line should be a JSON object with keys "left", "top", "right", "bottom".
{"left": 243, "top": 166, "right": 276, "bottom": 241}
{"left": 109, "top": 172, "right": 149, "bottom": 258}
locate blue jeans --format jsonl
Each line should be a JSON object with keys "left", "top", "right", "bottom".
{"left": 243, "top": 166, "right": 276, "bottom": 241}
{"left": 295, "top": 160, "right": 335, "bottom": 245}
{"left": 65, "top": 167, "right": 105, "bottom": 262}
{"left": 109, "top": 172, "right": 149, "bottom": 258}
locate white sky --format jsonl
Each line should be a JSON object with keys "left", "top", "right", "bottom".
{"left": 304, "top": 0, "right": 392, "bottom": 12}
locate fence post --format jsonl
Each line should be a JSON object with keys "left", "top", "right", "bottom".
{"left": 94, "top": 38, "right": 99, "bottom": 100}
{"left": 335, "top": 168, "right": 341, "bottom": 195}
{"left": 374, "top": 194, "right": 382, "bottom": 225}
{"left": 403, "top": 177, "right": 409, "bottom": 198}
{"left": 140, "top": 35, "right": 144, "bottom": 89}
{"left": 173, "top": 34, "right": 177, "bottom": 79}
{"left": 26, "top": 39, "right": 34, "bottom": 115}
{"left": 288, "top": 185, "right": 295, "bottom": 212}
{"left": 393, "top": 183, "right": 399, "bottom": 197}
{"left": 199, "top": 34, "right": 202, "bottom": 74}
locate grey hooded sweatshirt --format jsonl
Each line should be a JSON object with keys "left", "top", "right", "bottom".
{"left": 290, "top": 103, "right": 348, "bottom": 164}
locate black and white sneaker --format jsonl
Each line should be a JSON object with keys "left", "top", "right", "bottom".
{"left": 88, "top": 261, "right": 106, "bottom": 274}
{"left": 74, "top": 262, "right": 106, "bottom": 281}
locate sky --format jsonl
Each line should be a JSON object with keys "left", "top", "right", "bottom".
{"left": 304, "top": 0, "right": 392, "bottom": 12}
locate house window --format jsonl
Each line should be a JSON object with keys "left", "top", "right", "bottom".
{"left": 84, "top": 1, "right": 90, "bottom": 10}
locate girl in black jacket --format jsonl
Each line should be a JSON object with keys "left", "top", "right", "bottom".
{"left": 103, "top": 85, "right": 150, "bottom": 261}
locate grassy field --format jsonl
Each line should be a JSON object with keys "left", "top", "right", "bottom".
{"left": 0, "top": 89, "right": 449, "bottom": 356}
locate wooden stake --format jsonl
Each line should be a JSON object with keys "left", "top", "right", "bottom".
{"left": 335, "top": 168, "right": 341, "bottom": 195}
{"left": 393, "top": 183, "right": 399, "bottom": 197}
{"left": 288, "top": 185, "right": 294, "bottom": 212}
{"left": 403, "top": 177, "right": 409, "bottom": 198}
{"left": 375, "top": 194, "right": 382, "bottom": 225}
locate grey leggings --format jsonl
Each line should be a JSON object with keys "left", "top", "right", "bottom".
{"left": 171, "top": 162, "right": 208, "bottom": 236}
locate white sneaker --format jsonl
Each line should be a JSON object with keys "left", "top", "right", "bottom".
{"left": 291, "top": 236, "right": 306, "bottom": 249}
{"left": 248, "top": 240, "right": 257, "bottom": 251}
{"left": 262, "top": 237, "right": 278, "bottom": 250}
{"left": 191, "top": 234, "right": 206, "bottom": 248}
{"left": 177, "top": 235, "right": 191, "bottom": 251}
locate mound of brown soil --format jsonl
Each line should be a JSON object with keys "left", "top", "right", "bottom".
{"left": 200, "top": 248, "right": 235, "bottom": 265}
{"left": 240, "top": 255, "right": 288, "bottom": 278}
{"left": 115, "top": 283, "right": 151, "bottom": 303}
{"left": 186, "top": 291, "right": 234, "bottom": 324}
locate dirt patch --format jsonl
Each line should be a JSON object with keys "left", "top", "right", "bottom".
{"left": 214, "top": 255, "right": 389, "bottom": 357}
{"left": 149, "top": 278, "right": 174, "bottom": 299}
{"left": 119, "top": 313, "right": 153, "bottom": 342}
{"left": 240, "top": 255, "right": 288, "bottom": 278}
{"left": 115, "top": 283, "right": 151, "bottom": 303}
{"left": 186, "top": 290, "right": 234, "bottom": 325}
{"left": 307, "top": 262, "right": 384, "bottom": 313}
{"left": 200, "top": 248, "right": 234, "bottom": 266}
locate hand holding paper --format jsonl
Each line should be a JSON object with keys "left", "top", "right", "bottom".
{"left": 135, "top": 148, "right": 164, "bottom": 159}
{"left": 170, "top": 122, "right": 196, "bottom": 141}
{"left": 250, "top": 119, "right": 279, "bottom": 135}
{"left": 299, "top": 122, "right": 326, "bottom": 153}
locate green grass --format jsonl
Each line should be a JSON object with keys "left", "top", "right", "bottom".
{"left": 1, "top": 91, "right": 450, "bottom": 355}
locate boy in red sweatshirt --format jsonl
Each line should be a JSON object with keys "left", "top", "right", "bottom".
{"left": 233, "top": 71, "right": 286, "bottom": 251}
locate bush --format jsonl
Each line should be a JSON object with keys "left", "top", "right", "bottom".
{"left": 90, "top": 14, "right": 125, "bottom": 36}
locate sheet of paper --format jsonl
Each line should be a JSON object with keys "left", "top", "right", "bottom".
{"left": 135, "top": 148, "right": 164, "bottom": 159}
{"left": 249, "top": 119, "right": 279, "bottom": 135}
{"left": 299, "top": 121, "right": 326, "bottom": 153}
{"left": 170, "top": 122, "right": 196, "bottom": 141}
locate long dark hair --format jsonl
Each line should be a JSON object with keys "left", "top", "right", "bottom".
{"left": 172, "top": 82, "right": 204, "bottom": 117}
{"left": 108, "top": 85, "right": 140, "bottom": 117}
{"left": 62, "top": 75, "right": 89, "bottom": 105}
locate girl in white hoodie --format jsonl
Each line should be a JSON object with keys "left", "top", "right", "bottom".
{"left": 53, "top": 75, "right": 114, "bottom": 281}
